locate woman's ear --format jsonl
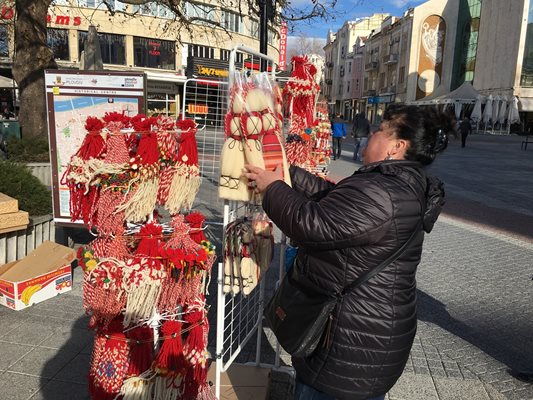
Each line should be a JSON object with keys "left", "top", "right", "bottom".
{"left": 390, "top": 139, "right": 409, "bottom": 158}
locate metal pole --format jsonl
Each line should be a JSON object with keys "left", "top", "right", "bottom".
{"left": 259, "top": 0, "right": 268, "bottom": 71}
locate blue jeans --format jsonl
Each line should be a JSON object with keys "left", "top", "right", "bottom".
{"left": 294, "top": 380, "right": 386, "bottom": 400}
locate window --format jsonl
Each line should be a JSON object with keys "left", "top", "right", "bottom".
{"left": 220, "top": 49, "right": 244, "bottom": 63}
{"left": 134, "top": 37, "right": 175, "bottom": 69}
{"left": 183, "top": 2, "right": 215, "bottom": 25}
{"left": 379, "top": 72, "right": 385, "bottom": 89}
{"left": 250, "top": 19, "right": 260, "bottom": 39}
{"left": 47, "top": 28, "right": 69, "bottom": 61}
{"left": 399, "top": 66, "right": 405, "bottom": 84}
{"left": 0, "top": 25, "right": 8, "bottom": 57}
{"left": 347, "top": 81, "right": 350, "bottom": 93}
{"left": 79, "top": 32, "right": 126, "bottom": 65}
{"left": 348, "top": 62, "right": 352, "bottom": 73}
{"left": 221, "top": 10, "right": 242, "bottom": 33}
{"left": 77, "top": 0, "right": 125, "bottom": 11}
{"left": 133, "top": 2, "right": 172, "bottom": 18}
{"left": 188, "top": 44, "right": 215, "bottom": 59}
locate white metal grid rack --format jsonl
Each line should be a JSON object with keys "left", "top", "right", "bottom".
{"left": 182, "top": 46, "right": 279, "bottom": 399}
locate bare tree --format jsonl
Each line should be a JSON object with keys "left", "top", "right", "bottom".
{"left": 13, "top": 0, "right": 339, "bottom": 138}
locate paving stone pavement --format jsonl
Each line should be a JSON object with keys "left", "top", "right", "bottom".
{"left": 0, "top": 133, "right": 532, "bottom": 399}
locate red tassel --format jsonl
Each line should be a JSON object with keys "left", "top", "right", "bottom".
{"left": 185, "top": 212, "right": 207, "bottom": 244}
{"left": 153, "top": 320, "right": 188, "bottom": 375}
{"left": 176, "top": 120, "right": 199, "bottom": 167}
{"left": 126, "top": 326, "right": 154, "bottom": 377}
{"left": 135, "top": 223, "right": 163, "bottom": 257}
{"left": 88, "top": 318, "right": 130, "bottom": 400}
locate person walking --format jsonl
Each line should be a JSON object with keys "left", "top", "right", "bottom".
{"left": 331, "top": 114, "right": 346, "bottom": 160}
{"left": 351, "top": 111, "right": 370, "bottom": 161}
{"left": 459, "top": 116, "right": 472, "bottom": 148}
{"left": 244, "top": 104, "right": 452, "bottom": 400}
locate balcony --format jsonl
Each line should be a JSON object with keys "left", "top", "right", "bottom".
{"left": 365, "top": 61, "right": 378, "bottom": 71}
{"left": 326, "top": 61, "right": 334, "bottom": 68}
{"left": 381, "top": 85, "right": 396, "bottom": 94}
{"left": 383, "top": 53, "right": 399, "bottom": 65}
{"left": 364, "top": 89, "right": 377, "bottom": 97}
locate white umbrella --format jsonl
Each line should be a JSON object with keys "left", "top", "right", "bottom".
{"left": 482, "top": 94, "right": 493, "bottom": 124}
{"left": 498, "top": 96, "right": 508, "bottom": 124}
{"left": 454, "top": 102, "right": 462, "bottom": 120}
{"left": 508, "top": 96, "right": 520, "bottom": 124}
{"left": 470, "top": 95, "right": 483, "bottom": 121}
{"left": 492, "top": 95, "right": 500, "bottom": 124}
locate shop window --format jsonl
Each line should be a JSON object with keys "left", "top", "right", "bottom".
{"left": 188, "top": 44, "right": 214, "bottom": 59}
{"left": 0, "top": 25, "right": 8, "bottom": 58}
{"left": 183, "top": 2, "right": 215, "bottom": 25}
{"left": 250, "top": 19, "right": 260, "bottom": 39}
{"left": 134, "top": 37, "right": 175, "bottom": 70}
{"left": 147, "top": 93, "right": 177, "bottom": 117}
{"left": 79, "top": 32, "right": 126, "bottom": 65}
{"left": 47, "top": 28, "right": 69, "bottom": 61}
{"left": 221, "top": 10, "right": 242, "bottom": 33}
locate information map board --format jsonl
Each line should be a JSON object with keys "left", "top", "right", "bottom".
{"left": 44, "top": 70, "right": 146, "bottom": 225}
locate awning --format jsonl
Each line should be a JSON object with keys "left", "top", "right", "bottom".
{"left": 518, "top": 97, "right": 533, "bottom": 111}
{"left": 0, "top": 75, "right": 17, "bottom": 88}
{"left": 145, "top": 71, "right": 187, "bottom": 84}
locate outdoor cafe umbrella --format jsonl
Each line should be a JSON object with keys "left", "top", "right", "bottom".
{"left": 492, "top": 95, "right": 500, "bottom": 125}
{"left": 508, "top": 96, "right": 520, "bottom": 124}
{"left": 482, "top": 94, "right": 493, "bottom": 125}
{"left": 470, "top": 94, "right": 483, "bottom": 122}
{"left": 498, "top": 96, "right": 508, "bottom": 125}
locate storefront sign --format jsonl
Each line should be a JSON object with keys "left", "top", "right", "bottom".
{"left": 367, "top": 95, "right": 394, "bottom": 104}
{"left": 279, "top": 22, "right": 288, "bottom": 71}
{"left": 0, "top": 7, "right": 82, "bottom": 25}
{"left": 47, "top": 14, "right": 82, "bottom": 26}
{"left": 188, "top": 104, "right": 208, "bottom": 114}
{"left": 149, "top": 41, "right": 161, "bottom": 56}
{"left": 187, "top": 57, "right": 233, "bottom": 80}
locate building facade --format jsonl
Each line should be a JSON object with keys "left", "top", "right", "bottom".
{"left": 0, "top": 0, "right": 282, "bottom": 117}
{"left": 323, "top": 14, "right": 389, "bottom": 119}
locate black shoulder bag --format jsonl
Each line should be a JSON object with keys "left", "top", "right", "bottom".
{"left": 264, "top": 221, "right": 422, "bottom": 358}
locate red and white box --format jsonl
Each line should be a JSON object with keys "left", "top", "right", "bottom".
{"left": 0, "top": 241, "right": 75, "bottom": 311}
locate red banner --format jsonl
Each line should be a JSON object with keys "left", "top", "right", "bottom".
{"left": 278, "top": 22, "right": 288, "bottom": 71}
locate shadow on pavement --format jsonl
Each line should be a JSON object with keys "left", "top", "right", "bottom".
{"left": 417, "top": 289, "right": 533, "bottom": 372}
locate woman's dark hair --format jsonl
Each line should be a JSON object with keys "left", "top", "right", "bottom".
{"left": 383, "top": 104, "right": 455, "bottom": 165}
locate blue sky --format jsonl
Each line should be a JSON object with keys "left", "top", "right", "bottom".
{"left": 287, "top": 0, "right": 426, "bottom": 41}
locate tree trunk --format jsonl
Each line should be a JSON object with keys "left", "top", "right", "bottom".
{"left": 12, "top": 0, "right": 56, "bottom": 139}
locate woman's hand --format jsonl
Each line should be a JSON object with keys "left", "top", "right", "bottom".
{"left": 243, "top": 164, "right": 283, "bottom": 194}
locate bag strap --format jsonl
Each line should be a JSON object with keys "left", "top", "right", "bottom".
{"left": 341, "top": 220, "right": 422, "bottom": 297}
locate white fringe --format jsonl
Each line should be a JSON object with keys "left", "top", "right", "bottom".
{"left": 153, "top": 375, "right": 183, "bottom": 400}
{"left": 123, "top": 281, "right": 162, "bottom": 327}
{"left": 116, "top": 370, "right": 156, "bottom": 400}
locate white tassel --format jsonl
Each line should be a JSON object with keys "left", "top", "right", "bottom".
{"left": 117, "top": 370, "right": 155, "bottom": 400}
{"left": 153, "top": 375, "right": 183, "bottom": 400}
{"left": 166, "top": 165, "right": 202, "bottom": 214}
{"left": 117, "top": 176, "right": 159, "bottom": 223}
{"left": 123, "top": 281, "right": 162, "bottom": 327}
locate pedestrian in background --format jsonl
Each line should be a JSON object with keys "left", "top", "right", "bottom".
{"left": 459, "top": 116, "right": 472, "bottom": 148}
{"left": 244, "top": 104, "right": 453, "bottom": 400}
{"left": 331, "top": 113, "right": 346, "bottom": 160}
{"left": 352, "top": 111, "right": 370, "bottom": 161}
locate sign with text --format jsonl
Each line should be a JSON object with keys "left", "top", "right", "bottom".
{"left": 278, "top": 22, "right": 288, "bottom": 71}
{"left": 44, "top": 70, "right": 146, "bottom": 225}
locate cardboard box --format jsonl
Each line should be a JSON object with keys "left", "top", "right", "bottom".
{"left": 0, "top": 193, "right": 18, "bottom": 215}
{"left": 207, "top": 363, "right": 270, "bottom": 400}
{"left": 0, "top": 210, "right": 29, "bottom": 231}
{"left": 0, "top": 241, "right": 75, "bottom": 311}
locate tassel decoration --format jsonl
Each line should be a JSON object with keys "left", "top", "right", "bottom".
{"left": 126, "top": 326, "right": 154, "bottom": 377}
{"left": 153, "top": 320, "right": 188, "bottom": 376}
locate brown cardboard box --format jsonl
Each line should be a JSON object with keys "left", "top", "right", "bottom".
{"left": 0, "top": 241, "right": 75, "bottom": 310}
{"left": 207, "top": 363, "right": 270, "bottom": 400}
{"left": 0, "top": 211, "right": 29, "bottom": 231}
{"left": 0, "top": 193, "right": 18, "bottom": 215}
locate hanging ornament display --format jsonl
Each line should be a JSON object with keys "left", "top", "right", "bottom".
{"left": 65, "top": 113, "right": 217, "bottom": 400}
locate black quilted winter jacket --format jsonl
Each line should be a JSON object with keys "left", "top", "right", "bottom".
{"left": 262, "top": 160, "right": 444, "bottom": 400}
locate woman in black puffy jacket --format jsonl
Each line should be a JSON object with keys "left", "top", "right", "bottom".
{"left": 245, "top": 104, "right": 453, "bottom": 400}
